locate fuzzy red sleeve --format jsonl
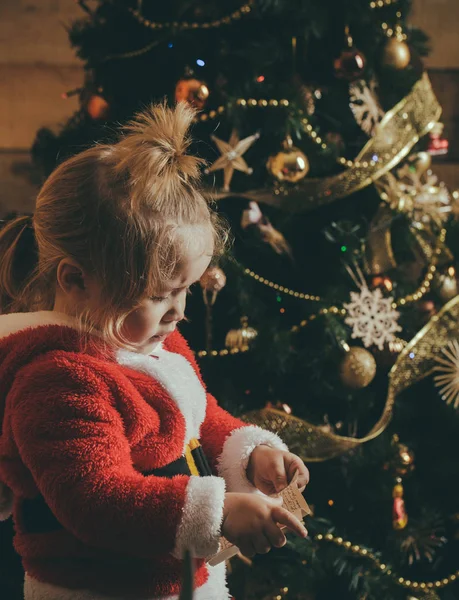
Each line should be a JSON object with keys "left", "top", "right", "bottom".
{"left": 8, "top": 353, "right": 224, "bottom": 559}
{"left": 199, "top": 392, "right": 247, "bottom": 469}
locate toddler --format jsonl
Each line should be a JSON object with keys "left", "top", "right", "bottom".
{"left": 0, "top": 103, "right": 309, "bottom": 600}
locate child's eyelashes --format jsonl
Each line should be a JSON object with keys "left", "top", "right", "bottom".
{"left": 151, "top": 285, "right": 193, "bottom": 303}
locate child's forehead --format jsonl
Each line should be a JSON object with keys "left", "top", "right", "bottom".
{"left": 163, "top": 250, "right": 212, "bottom": 290}
{"left": 163, "top": 231, "right": 214, "bottom": 289}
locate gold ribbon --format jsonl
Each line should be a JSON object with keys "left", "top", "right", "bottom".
{"left": 243, "top": 397, "right": 393, "bottom": 462}
{"left": 243, "top": 295, "right": 459, "bottom": 462}
{"left": 210, "top": 74, "right": 441, "bottom": 212}
{"left": 364, "top": 202, "right": 398, "bottom": 274}
{"left": 388, "top": 294, "right": 459, "bottom": 396}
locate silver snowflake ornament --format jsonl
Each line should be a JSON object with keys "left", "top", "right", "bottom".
{"left": 433, "top": 339, "right": 459, "bottom": 410}
{"left": 349, "top": 80, "right": 384, "bottom": 136}
{"left": 344, "top": 286, "right": 402, "bottom": 351}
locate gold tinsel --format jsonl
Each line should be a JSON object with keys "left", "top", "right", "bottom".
{"left": 210, "top": 74, "right": 441, "bottom": 212}
{"left": 244, "top": 295, "right": 459, "bottom": 461}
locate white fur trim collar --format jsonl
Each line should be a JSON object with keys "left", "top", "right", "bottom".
{"left": 116, "top": 347, "right": 207, "bottom": 449}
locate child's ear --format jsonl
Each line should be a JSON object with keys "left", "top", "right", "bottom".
{"left": 56, "top": 259, "right": 88, "bottom": 298}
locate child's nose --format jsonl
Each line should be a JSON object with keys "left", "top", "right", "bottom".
{"left": 163, "top": 300, "right": 185, "bottom": 323}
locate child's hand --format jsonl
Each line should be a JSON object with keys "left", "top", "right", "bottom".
{"left": 221, "top": 492, "right": 307, "bottom": 558}
{"left": 247, "top": 445, "right": 310, "bottom": 495}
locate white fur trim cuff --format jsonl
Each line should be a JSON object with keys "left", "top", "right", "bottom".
{"left": 173, "top": 476, "right": 226, "bottom": 559}
{"left": 217, "top": 425, "right": 288, "bottom": 493}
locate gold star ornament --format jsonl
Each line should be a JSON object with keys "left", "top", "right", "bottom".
{"left": 205, "top": 129, "right": 260, "bottom": 191}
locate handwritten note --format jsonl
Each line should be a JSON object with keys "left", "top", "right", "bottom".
{"left": 207, "top": 471, "right": 311, "bottom": 566}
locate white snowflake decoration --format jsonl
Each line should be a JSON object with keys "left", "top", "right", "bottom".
{"left": 433, "top": 339, "right": 459, "bottom": 410}
{"left": 344, "top": 286, "right": 402, "bottom": 351}
{"left": 349, "top": 80, "right": 384, "bottom": 136}
{"left": 396, "top": 163, "right": 451, "bottom": 223}
{"left": 376, "top": 159, "right": 452, "bottom": 224}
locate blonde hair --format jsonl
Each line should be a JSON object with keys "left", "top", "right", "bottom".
{"left": 0, "top": 102, "right": 228, "bottom": 345}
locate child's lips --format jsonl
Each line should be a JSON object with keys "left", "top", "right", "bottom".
{"left": 152, "top": 330, "right": 174, "bottom": 341}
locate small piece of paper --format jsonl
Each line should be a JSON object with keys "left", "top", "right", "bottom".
{"left": 279, "top": 470, "right": 311, "bottom": 521}
{"left": 207, "top": 471, "right": 311, "bottom": 567}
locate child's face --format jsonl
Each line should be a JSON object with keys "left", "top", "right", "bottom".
{"left": 122, "top": 238, "right": 213, "bottom": 354}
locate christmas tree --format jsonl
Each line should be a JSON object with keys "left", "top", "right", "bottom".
{"left": 29, "top": 1, "right": 459, "bottom": 599}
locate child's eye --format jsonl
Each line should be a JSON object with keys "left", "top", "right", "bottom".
{"left": 151, "top": 295, "right": 169, "bottom": 303}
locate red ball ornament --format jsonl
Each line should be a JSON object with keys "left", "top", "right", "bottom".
{"left": 418, "top": 299, "right": 436, "bottom": 321}
{"left": 334, "top": 47, "right": 366, "bottom": 81}
{"left": 371, "top": 275, "right": 393, "bottom": 293}
{"left": 334, "top": 28, "right": 366, "bottom": 82}
{"left": 175, "top": 78, "right": 210, "bottom": 109}
{"left": 86, "top": 94, "right": 110, "bottom": 120}
{"left": 199, "top": 266, "right": 226, "bottom": 292}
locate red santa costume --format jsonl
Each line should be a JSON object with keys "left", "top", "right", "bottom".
{"left": 0, "top": 311, "right": 287, "bottom": 600}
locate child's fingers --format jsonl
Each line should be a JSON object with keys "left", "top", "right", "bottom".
{"left": 264, "top": 494, "right": 284, "bottom": 506}
{"left": 264, "top": 522, "right": 287, "bottom": 548}
{"left": 269, "top": 455, "right": 289, "bottom": 492}
{"left": 271, "top": 506, "right": 308, "bottom": 538}
{"left": 286, "top": 456, "right": 309, "bottom": 490}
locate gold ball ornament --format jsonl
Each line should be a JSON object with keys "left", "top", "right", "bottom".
{"left": 225, "top": 317, "right": 258, "bottom": 351}
{"left": 199, "top": 266, "right": 226, "bottom": 292}
{"left": 381, "top": 37, "right": 411, "bottom": 70}
{"left": 433, "top": 268, "right": 458, "bottom": 302}
{"left": 175, "top": 78, "right": 209, "bottom": 109}
{"left": 267, "top": 136, "right": 309, "bottom": 183}
{"left": 339, "top": 346, "right": 377, "bottom": 389}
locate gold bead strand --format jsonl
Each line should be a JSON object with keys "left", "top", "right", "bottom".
{"left": 394, "top": 227, "right": 447, "bottom": 308}
{"left": 315, "top": 532, "right": 459, "bottom": 591}
{"left": 242, "top": 267, "right": 322, "bottom": 302}
{"left": 129, "top": 0, "right": 255, "bottom": 31}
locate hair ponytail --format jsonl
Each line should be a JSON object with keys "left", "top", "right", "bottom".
{"left": 110, "top": 101, "right": 205, "bottom": 211}
{"left": 0, "top": 215, "right": 38, "bottom": 314}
